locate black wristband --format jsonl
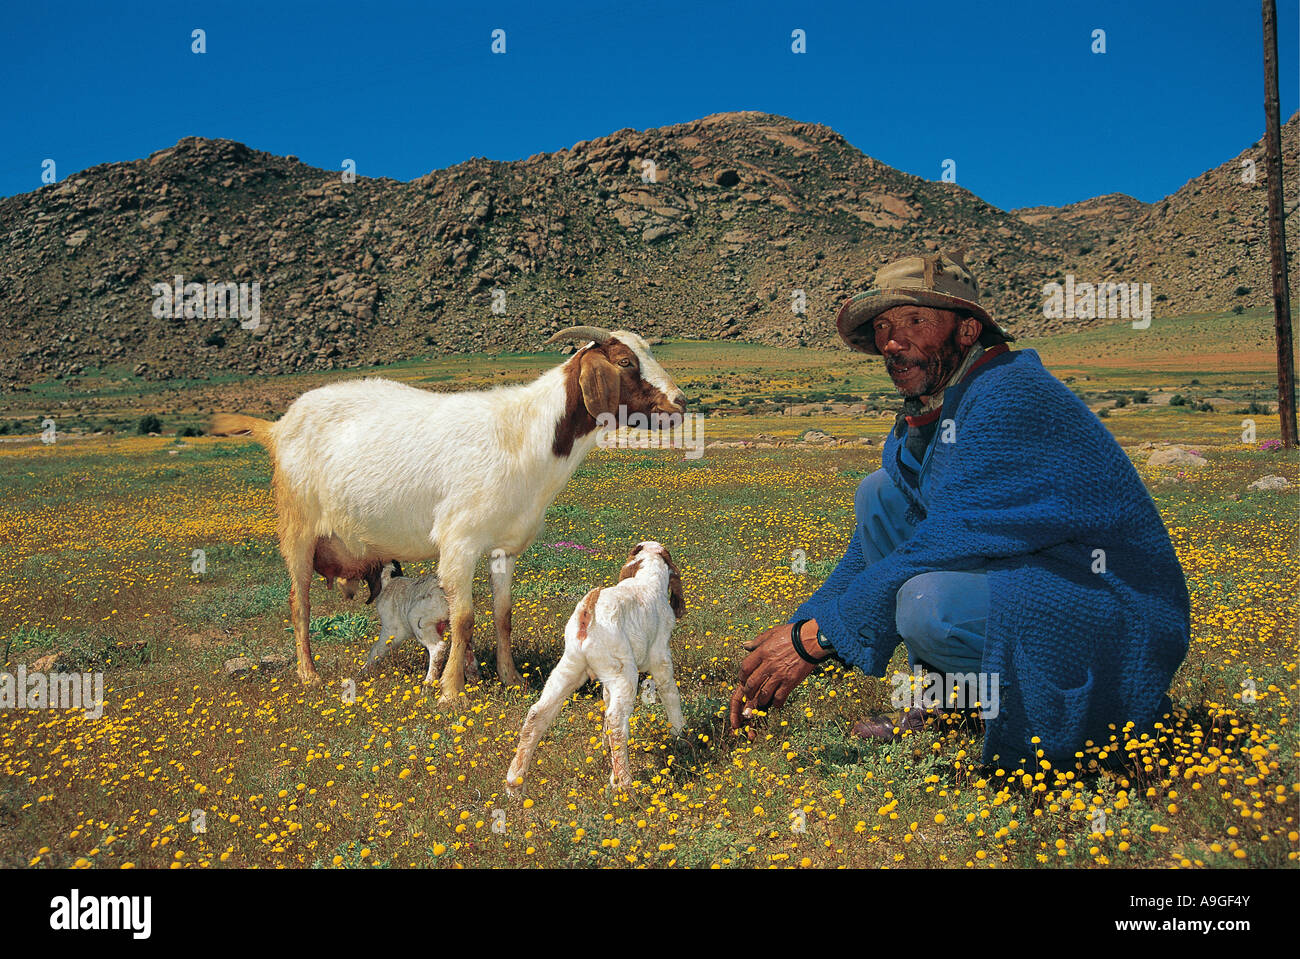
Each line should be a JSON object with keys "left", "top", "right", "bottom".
{"left": 791, "top": 619, "right": 824, "bottom": 665}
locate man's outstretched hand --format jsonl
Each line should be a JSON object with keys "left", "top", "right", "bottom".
{"left": 728, "top": 620, "right": 826, "bottom": 735}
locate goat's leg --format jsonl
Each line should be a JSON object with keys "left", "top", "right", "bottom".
{"left": 363, "top": 622, "right": 409, "bottom": 673}
{"left": 280, "top": 524, "right": 321, "bottom": 687}
{"left": 461, "top": 624, "right": 482, "bottom": 686}
{"left": 436, "top": 552, "right": 476, "bottom": 707}
{"left": 505, "top": 648, "right": 588, "bottom": 798}
{"left": 428, "top": 636, "right": 449, "bottom": 684}
{"left": 648, "top": 648, "right": 686, "bottom": 736}
{"left": 489, "top": 550, "right": 523, "bottom": 688}
{"left": 414, "top": 618, "right": 447, "bottom": 686}
{"left": 362, "top": 633, "right": 396, "bottom": 672}
{"left": 603, "top": 664, "right": 638, "bottom": 792}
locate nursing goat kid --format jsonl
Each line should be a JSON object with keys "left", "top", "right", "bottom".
{"left": 506, "top": 542, "right": 686, "bottom": 797}
{"left": 210, "top": 327, "right": 686, "bottom": 705}
{"left": 364, "top": 563, "right": 450, "bottom": 685}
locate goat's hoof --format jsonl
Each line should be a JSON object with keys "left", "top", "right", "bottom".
{"left": 298, "top": 669, "right": 322, "bottom": 687}
{"left": 499, "top": 669, "right": 526, "bottom": 690}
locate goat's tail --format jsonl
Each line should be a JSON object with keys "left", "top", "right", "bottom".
{"left": 209, "top": 413, "right": 275, "bottom": 449}
{"left": 575, "top": 587, "right": 601, "bottom": 644}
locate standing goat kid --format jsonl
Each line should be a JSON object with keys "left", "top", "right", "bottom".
{"left": 506, "top": 542, "right": 687, "bottom": 797}
{"left": 210, "top": 327, "right": 685, "bottom": 705}
{"left": 363, "top": 563, "right": 455, "bottom": 685}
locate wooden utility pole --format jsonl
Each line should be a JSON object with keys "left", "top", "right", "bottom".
{"left": 1262, "top": 0, "right": 1298, "bottom": 447}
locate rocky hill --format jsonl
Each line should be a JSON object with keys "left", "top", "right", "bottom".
{"left": 1013, "top": 126, "right": 1300, "bottom": 316}
{"left": 1, "top": 110, "right": 1295, "bottom": 385}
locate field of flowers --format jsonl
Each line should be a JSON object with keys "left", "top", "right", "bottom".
{"left": 0, "top": 392, "right": 1295, "bottom": 869}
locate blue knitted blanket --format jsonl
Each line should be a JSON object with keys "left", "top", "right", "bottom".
{"left": 793, "top": 348, "right": 1191, "bottom": 766}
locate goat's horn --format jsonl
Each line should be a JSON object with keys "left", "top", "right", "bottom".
{"left": 544, "top": 325, "right": 612, "bottom": 346}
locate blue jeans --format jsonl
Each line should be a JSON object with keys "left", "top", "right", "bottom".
{"left": 855, "top": 469, "right": 989, "bottom": 675}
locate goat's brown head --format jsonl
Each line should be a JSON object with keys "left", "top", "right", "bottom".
{"left": 618, "top": 541, "right": 686, "bottom": 620}
{"left": 547, "top": 326, "right": 687, "bottom": 456}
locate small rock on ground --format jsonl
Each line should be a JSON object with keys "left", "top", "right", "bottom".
{"left": 1247, "top": 474, "right": 1291, "bottom": 491}
{"left": 1148, "top": 446, "right": 1208, "bottom": 468}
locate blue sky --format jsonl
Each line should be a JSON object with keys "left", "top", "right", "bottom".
{"left": 2, "top": 0, "right": 1295, "bottom": 209}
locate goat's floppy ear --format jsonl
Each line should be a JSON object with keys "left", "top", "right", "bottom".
{"left": 578, "top": 349, "right": 621, "bottom": 419}
{"left": 667, "top": 560, "right": 686, "bottom": 620}
{"left": 364, "top": 565, "right": 384, "bottom": 605}
{"left": 659, "top": 548, "right": 685, "bottom": 619}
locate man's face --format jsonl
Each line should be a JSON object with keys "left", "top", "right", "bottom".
{"left": 872, "top": 305, "right": 978, "bottom": 398}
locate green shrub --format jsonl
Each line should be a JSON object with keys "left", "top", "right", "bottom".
{"left": 137, "top": 414, "right": 162, "bottom": 434}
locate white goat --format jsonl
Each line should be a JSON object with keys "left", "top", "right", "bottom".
{"left": 363, "top": 563, "right": 457, "bottom": 685}
{"left": 210, "top": 326, "right": 685, "bottom": 705}
{"left": 506, "top": 542, "right": 686, "bottom": 797}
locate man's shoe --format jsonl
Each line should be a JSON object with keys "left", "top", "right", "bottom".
{"left": 851, "top": 706, "right": 930, "bottom": 742}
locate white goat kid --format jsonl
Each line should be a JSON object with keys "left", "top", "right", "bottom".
{"left": 210, "top": 326, "right": 685, "bottom": 706}
{"left": 363, "top": 563, "right": 459, "bottom": 685}
{"left": 506, "top": 542, "right": 687, "bottom": 797}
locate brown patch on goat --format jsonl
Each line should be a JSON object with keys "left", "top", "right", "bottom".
{"left": 661, "top": 546, "right": 687, "bottom": 620}
{"left": 576, "top": 587, "right": 601, "bottom": 644}
{"left": 616, "top": 542, "right": 646, "bottom": 583}
{"left": 552, "top": 348, "right": 600, "bottom": 457}
{"left": 550, "top": 338, "right": 680, "bottom": 457}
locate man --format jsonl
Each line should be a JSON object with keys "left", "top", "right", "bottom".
{"left": 728, "top": 251, "right": 1190, "bottom": 766}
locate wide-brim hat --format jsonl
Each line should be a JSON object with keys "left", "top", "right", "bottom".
{"left": 836, "top": 251, "right": 1015, "bottom": 355}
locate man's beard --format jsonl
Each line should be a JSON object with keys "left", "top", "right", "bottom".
{"left": 886, "top": 328, "right": 967, "bottom": 411}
